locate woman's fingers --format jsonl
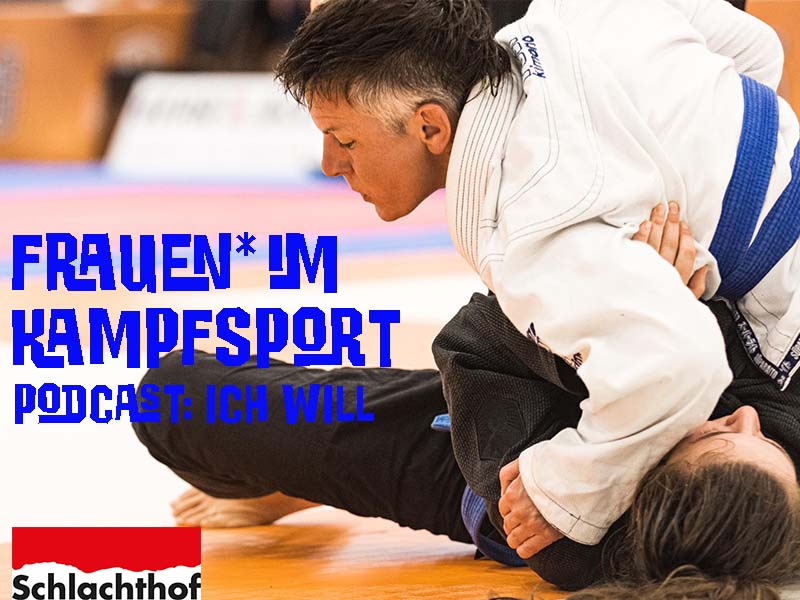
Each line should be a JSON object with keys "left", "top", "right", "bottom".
{"left": 636, "top": 203, "right": 680, "bottom": 265}
{"left": 506, "top": 522, "right": 533, "bottom": 549}
{"left": 499, "top": 459, "right": 520, "bottom": 496}
{"left": 633, "top": 221, "right": 651, "bottom": 243}
{"left": 688, "top": 265, "right": 709, "bottom": 299}
{"left": 507, "top": 520, "right": 563, "bottom": 559}
{"left": 505, "top": 513, "right": 547, "bottom": 549}
{"left": 515, "top": 531, "right": 560, "bottom": 559}
{"left": 673, "top": 222, "right": 697, "bottom": 283}
{"left": 503, "top": 512, "right": 523, "bottom": 536}
{"left": 659, "top": 202, "right": 682, "bottom": 263}
{"left": 656, "top": 202, "right": 681, "bottom": 264}
{"left": 636, "top": 203, "right": 708, "bottom": 295}
{"left": 646, "top": 203, "right": 666, "bottom": 251}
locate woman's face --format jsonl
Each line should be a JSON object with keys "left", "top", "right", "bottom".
{"left": 668, "top": 405, "right": 798, "bottom": 493}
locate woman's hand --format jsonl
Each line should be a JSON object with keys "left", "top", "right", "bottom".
{"left": 632, "top": 202, "right": 709, "bottom": 299}
{"left": 498, "top": 459, "right": 564, "bottom": 559}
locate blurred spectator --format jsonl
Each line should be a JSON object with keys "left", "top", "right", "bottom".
{"left": 190, "top": 0, "right": 309, "bottom": 71}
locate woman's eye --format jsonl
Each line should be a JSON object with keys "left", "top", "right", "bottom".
{"left": 339, "top": 141, "right": 355, "bottom": 150}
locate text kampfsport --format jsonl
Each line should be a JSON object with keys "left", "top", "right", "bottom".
{"left": 11, "top": 233, "right": 399, "bottom": 425}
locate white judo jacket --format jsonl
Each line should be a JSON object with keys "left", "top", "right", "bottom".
{"left": 445, "top": 0, "right": 800, "bottom": 544}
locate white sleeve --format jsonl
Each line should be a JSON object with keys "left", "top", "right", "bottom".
{"left": 494, "top": 222, "right": 733, "bottom": 545}
{"left": 663, "top": 0, "right": 784, "bottom": 90}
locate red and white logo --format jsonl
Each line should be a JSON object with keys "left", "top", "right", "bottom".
{"left": 12, "top": 528, "right": 201, "bottom": 600}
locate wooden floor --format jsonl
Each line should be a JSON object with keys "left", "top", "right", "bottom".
{"left": 0, "top": 545, "right": 7, "bottom": 600}
{"left": 0, "top": 508, "right": 563, "bottom": 600}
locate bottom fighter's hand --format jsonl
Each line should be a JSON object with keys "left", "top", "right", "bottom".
{"left": 498, "top": 459, "right": 564, "bottom": 559}
{"left": 633, "top": 202, "right": 709, "bottom": 299}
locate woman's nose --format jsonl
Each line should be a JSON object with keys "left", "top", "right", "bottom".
{"left": 321, "top": 137, "right": 352, "bottom": 177}
{"left": 725, "top": 405, "right": 761, "bottom": 435}
{"left": 321, "top": 152, "right": 350, "bottom": 177}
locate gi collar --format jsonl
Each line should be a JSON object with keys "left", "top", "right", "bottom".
{"left": 445, "top": 70, "right": 524, "bottom": 272}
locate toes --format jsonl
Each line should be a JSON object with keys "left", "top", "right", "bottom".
{"left": 171, "top": 488, "right": 203, "bottom": 507}
{"left": 199, "top": 508, "right": 265, "bottom": 528}
{"left": 198, "top": 513, "right": 224, "bottom": 528}
{"left": 171, "top": 491, "right": 206, "bottom": 515}
{"left": 171, "top": 493, "right": 314, "bottom": 529}
{"left": 178, "top": 488, "right": 203, "bottom": 501}
{"left": 199, "top": 512, "right": 246, "bottom": 529}
{"left": 174, "top": 503, "right": 212, "bottom": 526}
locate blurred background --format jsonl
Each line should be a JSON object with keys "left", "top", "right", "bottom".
{"left": 0, "top": 0, "right": 793, "bottom": 166}
{"left": 0, "top": 0, "right": 798, "bottom": 555}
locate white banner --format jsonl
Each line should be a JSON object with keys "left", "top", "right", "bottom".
{"left": 106, "top": 72, "right": 322, "bottom": 181}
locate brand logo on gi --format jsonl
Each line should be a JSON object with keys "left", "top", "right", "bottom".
{"left": 509, "top": 35, "right": 546, "bottom": 80}
{"left": 527, "top": 322, "right": 584, "bottom": 371}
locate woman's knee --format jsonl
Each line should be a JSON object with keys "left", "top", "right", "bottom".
{"left": 132, "top": 350, "right": 214, "bottom": 465}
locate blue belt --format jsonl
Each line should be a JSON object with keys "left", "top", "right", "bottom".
{"left": 431, "top": 413, "right": 526, "bottom": 567}
{"left": 710, "top": 75, "right": 800, "bottom": 301}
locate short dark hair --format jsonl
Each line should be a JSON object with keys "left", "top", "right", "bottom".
{"left": 276, "top": 0, "right": 513, "bottom": 131}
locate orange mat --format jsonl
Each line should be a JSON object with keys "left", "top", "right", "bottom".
{"left": 1, "top": 508, "right": 563, "bottom": 600}
{"left": 749, "top": 0, "right": 800, "bottom": 115}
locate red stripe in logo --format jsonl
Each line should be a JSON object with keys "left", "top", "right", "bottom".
{"left": 13, "top": 528, "right": 200, "bottom": 573}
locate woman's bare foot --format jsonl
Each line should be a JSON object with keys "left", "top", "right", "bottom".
{"left": 171, "top": 488, "right": 319, "bottom": 528}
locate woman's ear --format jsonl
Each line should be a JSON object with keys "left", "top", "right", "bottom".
{"left": 412, "top": 103, "right": 453, "bottom": 156}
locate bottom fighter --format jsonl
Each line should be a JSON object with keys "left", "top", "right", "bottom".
{"left": 133, "top": 211, "right": 800, "bottom": 598}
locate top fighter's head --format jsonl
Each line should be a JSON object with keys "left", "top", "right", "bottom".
{"left": 276, "top": 0, "right": 512, "bottom": 221}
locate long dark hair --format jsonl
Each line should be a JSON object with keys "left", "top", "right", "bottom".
{"left": 569, "top": 461, "right": 800, "bottom": 599}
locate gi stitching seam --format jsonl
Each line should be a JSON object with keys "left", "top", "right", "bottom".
{"left": 480, "top": 22, "right": 560, "bottom": 225}
{"left": 504, "top": 30, "right": 605, "bottom": 243}
{"left": 467, "top": 76, "right": 512, "bottom": 268}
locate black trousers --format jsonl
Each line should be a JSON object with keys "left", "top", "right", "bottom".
{"left": 133, "top": 351, "right": 472, "bottom": 544}
{"left": 133, "top": 351, "right": 619, "bottom": 590}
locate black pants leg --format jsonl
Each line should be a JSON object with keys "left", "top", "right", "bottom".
{"left": 132, "top": 349, "right": 621, "bottom": 589}
{"left": 132, "top": 350, "right": 471, "bottom": 544}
